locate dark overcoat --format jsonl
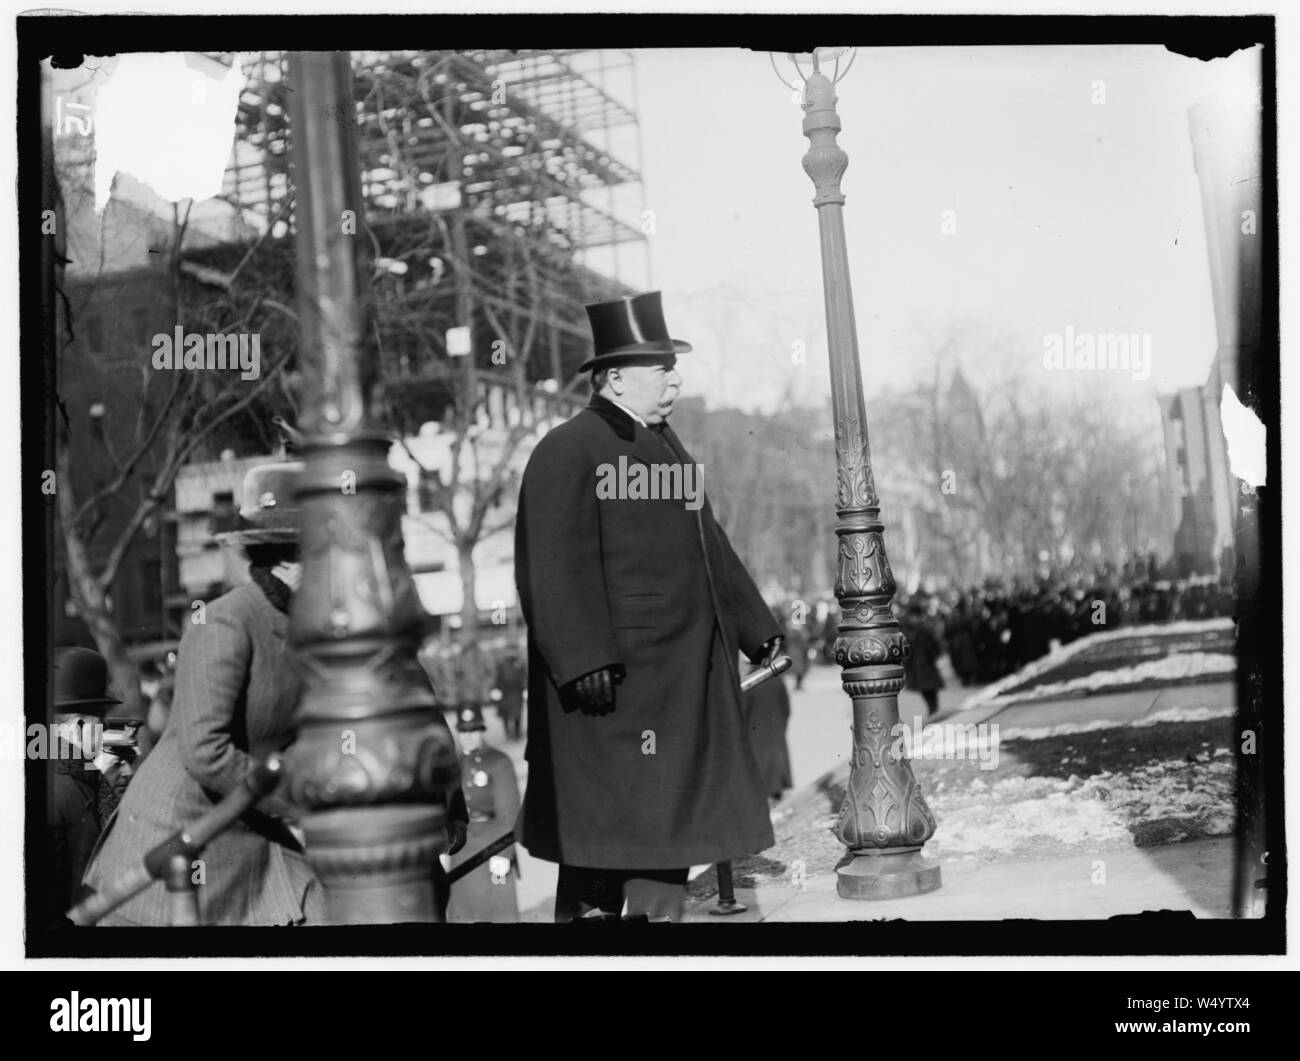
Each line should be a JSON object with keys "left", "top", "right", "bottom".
{"left": 514, "top": 394, "right": 780, "bottom": 869}
{"left": 47, "top": 754, "right": 104, "bottom": 922}
{"left": 745, "top": 671, "right": 793, "bottom": 799}
{"left": 902, "top": 619, "right": 944, "bottom": 693}
{"left": 83, "top": 582, "right": 322, "bottom": 926}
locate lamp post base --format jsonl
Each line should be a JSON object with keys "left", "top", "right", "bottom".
{"left": 304, "top": 804, "right": 449, "bottom": 924}
{"left": 836, "top": 849, "right": 942, "bottom": 901}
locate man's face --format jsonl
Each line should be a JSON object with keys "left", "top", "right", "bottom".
{"left": 53, "top": 712, "right": 102, "bottom": 752}
{"left": 608, "top": 360, "right": 682, "bottom": 424}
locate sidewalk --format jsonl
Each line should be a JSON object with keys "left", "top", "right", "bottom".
{"left": 683, "top": 837, "right": 1233, "bottom": 922}
{"left": 466, "top": 675, "right": 1239, "bottom": 924}
{"left": 682, "top": 678, "right": 1238, "bottom": 922}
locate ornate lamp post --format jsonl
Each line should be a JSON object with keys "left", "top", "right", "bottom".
{"left": 773, "top": 49, "right": 941, "bottom": 899}
{"left": 283, "top": 52, "right": 460, "bottom": 922}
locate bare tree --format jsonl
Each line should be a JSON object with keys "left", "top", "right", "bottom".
{"left": 52, "top": 143, "right": 298, "bottom": 715}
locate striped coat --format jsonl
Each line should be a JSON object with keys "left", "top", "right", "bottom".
{"left": 83, "top": 582, "right": 323, "bottom": 926}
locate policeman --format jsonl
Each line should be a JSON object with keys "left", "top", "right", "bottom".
{"left": 445, "top": 706, "right": 521, "bottom": 924}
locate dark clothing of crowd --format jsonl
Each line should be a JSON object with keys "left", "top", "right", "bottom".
{"left": 933, "top": 577, "right": 1235, "bottom": 687}
{"left": 773, "top": 573, "right": 1234, "bottom": 695}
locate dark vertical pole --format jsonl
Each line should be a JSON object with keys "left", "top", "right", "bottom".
{"left": 283, "top": 52, "right": 459, "bottom": 923}
{"left": 709, "top": 860, "right": 747, "bottom": 916}
{"left": 1224, "top": 56, "right": 1271, "bottom": 921}
{"left": 34, "top": 62, "right": 60, "bottom": 934}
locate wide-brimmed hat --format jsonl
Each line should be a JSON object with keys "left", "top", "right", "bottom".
{"left": 215, "top": 461, "right": 303, "bottom": 545}
{"left": 579, "top": 291, "right": 692, "bottom": 372}
{"left": 52, "top": 647, "right": 121, "bottom": 714}
{"left": 456, "top": 705, "right": 487, "bottom": 733}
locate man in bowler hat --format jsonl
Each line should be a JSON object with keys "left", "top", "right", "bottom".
{"left": 514, "top": 291, "right": 783, "bottom": 921}
{"left": 46, "top": 647, "right": 124, "bottom": 924}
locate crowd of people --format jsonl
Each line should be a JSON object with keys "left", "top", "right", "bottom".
{"left": 912, "top": 573, "right": 1235, "bottom": 688}
{"left": 771, "top": 569, "right": 1236, "bottom": 696}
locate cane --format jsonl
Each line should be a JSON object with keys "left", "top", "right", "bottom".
{"left": 739, "top": 653, "right": 792, "bottom": 694}
{"left": 710, "top": 654, "right": 792, "bottom": 916}
{"left": 445, "top": 828, "right": 517, "bottom": 886}
{"left": 67, "top": 754, "right": 288, "bottom": 926}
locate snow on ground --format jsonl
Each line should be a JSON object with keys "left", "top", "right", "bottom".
{"left": 926, "top": 747, "right": 1235, "bottom": 859}
{"left": 990, "top": 652, "right": 1236, "bottom": 706}
{"left": 997, "top": 701, "right": 1235, "bottom": 741}
{"left": 963, "top": 618, "right": 1234, "bottom": 710}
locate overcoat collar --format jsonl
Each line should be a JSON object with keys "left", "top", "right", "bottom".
{"left": 585, "top": 391, "right": 638, "bottom": 441}
{"left": 585, "top": 392, "right": 686, "bottom": 468}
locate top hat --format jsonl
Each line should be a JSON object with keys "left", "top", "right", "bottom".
{"left": 456, "top": 705, "right": 487, "bottom": 732}
{"left": 579, "top": 291, "right": 692, "bottom": 372}
{"left": 52, "top": 647, "right": 121, "bottom": 714}
{"left": 215, "top": 461, "right": 304, "bottom": 545}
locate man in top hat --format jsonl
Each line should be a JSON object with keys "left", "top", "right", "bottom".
{"left": 514, "top": 291, "right": 783, "bottom": 921}
{"left": 46, "top": 647, "right": 125, "bottom": 924}
{"left": 445, "top": 705, "right": 521, "bottom": 924}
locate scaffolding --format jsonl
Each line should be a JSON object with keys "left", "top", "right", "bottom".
{"left": 212, "top": 49, "right": 649, "bottom": 410}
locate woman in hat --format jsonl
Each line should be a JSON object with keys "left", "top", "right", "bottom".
{"left": 83, "top": 462, "right": 325, "bottom": 926}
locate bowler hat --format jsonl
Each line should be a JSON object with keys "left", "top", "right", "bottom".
{"left": 52, "top": 647, "right": 121, "bottom": 714}
{"left": 579, "top": 291, "right": 692, "bottom": 372}
{"left": 456, "top": 705, "right": 487, "bottom": 732}
{"left": 215, "top": 461, "right": 303, "bottom": 545}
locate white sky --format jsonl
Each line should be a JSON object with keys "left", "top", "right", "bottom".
{"left": 589, "top": 44, "right": 1250, "bottom": 414}
{"left": 49, "top": 41, "right": 1258, "bottom": 428}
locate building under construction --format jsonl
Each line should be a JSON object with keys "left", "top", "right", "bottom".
{"left": 179, "top": 49, "right": 652, "bottom": 626}
{"left": 214, "top": 48, "right": 650, "bottom": 430}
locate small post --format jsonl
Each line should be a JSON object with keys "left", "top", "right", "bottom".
{"left": 709, "top": 860, "right": 748, "bottom": 916}
{"left": 164, "top": 853, "right": 200, "bottom": 927}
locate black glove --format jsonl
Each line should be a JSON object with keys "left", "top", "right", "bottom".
{"left": 447, "top": 820, "right": 468, "bottom": 856}
{"left": 567, "top": 666, "right": 618, "bottom": 716}
{"left": 756, "top": 635, "right": 784, "bottom": 668}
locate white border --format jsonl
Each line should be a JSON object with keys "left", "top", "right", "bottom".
{"left": 1, "top": 0, "right": 1293, "bottom": 972}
